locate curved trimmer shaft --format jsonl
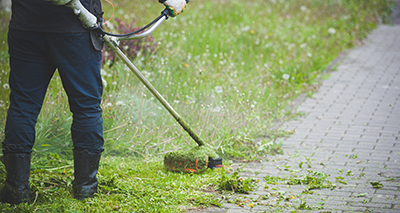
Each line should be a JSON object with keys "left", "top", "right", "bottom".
{"left": 103, "top": 35, "right": 205, "bottom": 147}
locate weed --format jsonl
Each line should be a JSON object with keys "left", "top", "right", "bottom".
{"left": 286, "top": 169, "right": 336, "bottom": 191}
{"left": 354, "top": 193, "right": 368, "bottom": 198}
{"left": 297, "top": 200, "right": 313, "bottom": 210}
{"left": 370, "top": 181, "right": 384, "bottom": 188}
{"left": 218, "top": 167, "right": 259, "bottom": 194}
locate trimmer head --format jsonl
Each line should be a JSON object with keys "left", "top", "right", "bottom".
{"left": 164, "top": 145, "right": 223, "bottom": 173}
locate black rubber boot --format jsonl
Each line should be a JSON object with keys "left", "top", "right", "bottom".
{"left": 0, "top": 153, "right": 31, "bottom": 204}
{"left": 72, "top": 150, "right": 101, "bottom": 200}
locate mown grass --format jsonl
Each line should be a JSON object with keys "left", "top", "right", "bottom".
{"left": 0, "top": 0, "right": 394, "bottom": 212}
{"left": 1, "top": 155, "right": 223, "bottom": 212}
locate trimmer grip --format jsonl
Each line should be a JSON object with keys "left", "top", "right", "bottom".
{"left": 162, "top": 0, "right": 190, "bottom": 19}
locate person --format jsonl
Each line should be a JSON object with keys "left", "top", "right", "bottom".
{"left": 0, "top": 0, "right": 187, "bottom": 205}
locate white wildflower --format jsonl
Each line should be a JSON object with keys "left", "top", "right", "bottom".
{"left": 105, "top": 103, "right": 112, "bottom": 108}
{"left": 282, "top": 74, "right": 290, "bottom": 80}
{"left": 116, "top": 101, "right": 124, "bottom": 106}
{"left": 241, "top": 26, "right": 251, "bottom": 32}
{"left": 211, "top": 106, "right": 221, "bottom": 113}
{"left": 300, "top": 6, "right": 307, "bottom": 11}
{"left": 101, "top": 78, "right": 107, "bottom": 87}
{"left": 142, "top": 71, "right": 151, "bottom": 78}
{"left": 328, "top": 28, "right": 336, "bottom": 35}
{"left": 3, "top": 83, "right": 9, "bottom": 89}
{"left": 215, "top": 86, "right": 223, "bottom": 94}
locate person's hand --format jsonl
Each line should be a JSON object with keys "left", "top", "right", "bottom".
{"left": 44, "top": 0, "right": 73, "bottom": 6}
{"left": 159, "top": 0, "right": 187, "bottom": 17}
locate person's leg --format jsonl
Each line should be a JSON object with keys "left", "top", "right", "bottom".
{"left": 48, "top": 32, "right": 104, "bottom": 200}
{"left": 49, "top": 32, "right": 104, "bottom": 154}
{"left": 1, "top": 29, "right": 56, "bottom": 204}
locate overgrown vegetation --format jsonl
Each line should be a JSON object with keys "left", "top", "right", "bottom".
{"left": 0, "top": 0, "right": 394, "bottom": 211}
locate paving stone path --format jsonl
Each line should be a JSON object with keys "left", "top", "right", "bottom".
{"left": 188, "top": 14, "right": 400, "bottom": 213}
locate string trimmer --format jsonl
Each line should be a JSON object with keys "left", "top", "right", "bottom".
{"left": 58, "top": 0, "right": 222, "bottom": 173}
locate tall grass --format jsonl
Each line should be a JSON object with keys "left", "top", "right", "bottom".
{"left": 0, "top": 0, "right": 392, "bottom": 160}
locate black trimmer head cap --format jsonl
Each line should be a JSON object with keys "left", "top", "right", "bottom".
{"left": 208, "top": 157, "right": 223, "bottom": 169}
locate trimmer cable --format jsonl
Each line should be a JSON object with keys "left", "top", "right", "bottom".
{"left": 98, "top": 9, "right": 171, "bottom": 37}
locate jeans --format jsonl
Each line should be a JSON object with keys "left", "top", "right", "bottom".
{"left": 2, "top": 29, "right": 104, "bottom": 154}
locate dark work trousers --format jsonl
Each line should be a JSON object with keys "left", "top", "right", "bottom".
{"left": 2, "top": 29, "right": 104, "bottom": 154}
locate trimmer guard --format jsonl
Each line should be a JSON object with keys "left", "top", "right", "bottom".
{"left": 164, "top": 146, "right": 223, "bottom": 173}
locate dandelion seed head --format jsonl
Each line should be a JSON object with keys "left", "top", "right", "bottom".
{"left": 215, "top": 86, "right": 223, "bottom": 94}
{"left": 328, "top": 28, "right": 336, "bottom": 35}
{"left": 3, "top": 83, "right": 9, "bottom": 89}
{"left": 282, "top": 74, "right": 290, "bottom": 80}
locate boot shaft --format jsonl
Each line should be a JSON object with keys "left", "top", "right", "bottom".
{"left": 0, "top": 153, "right": 31, "bottom": 204}
{"left": 72, "top": 150, "right": 101, "bottom": 200}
